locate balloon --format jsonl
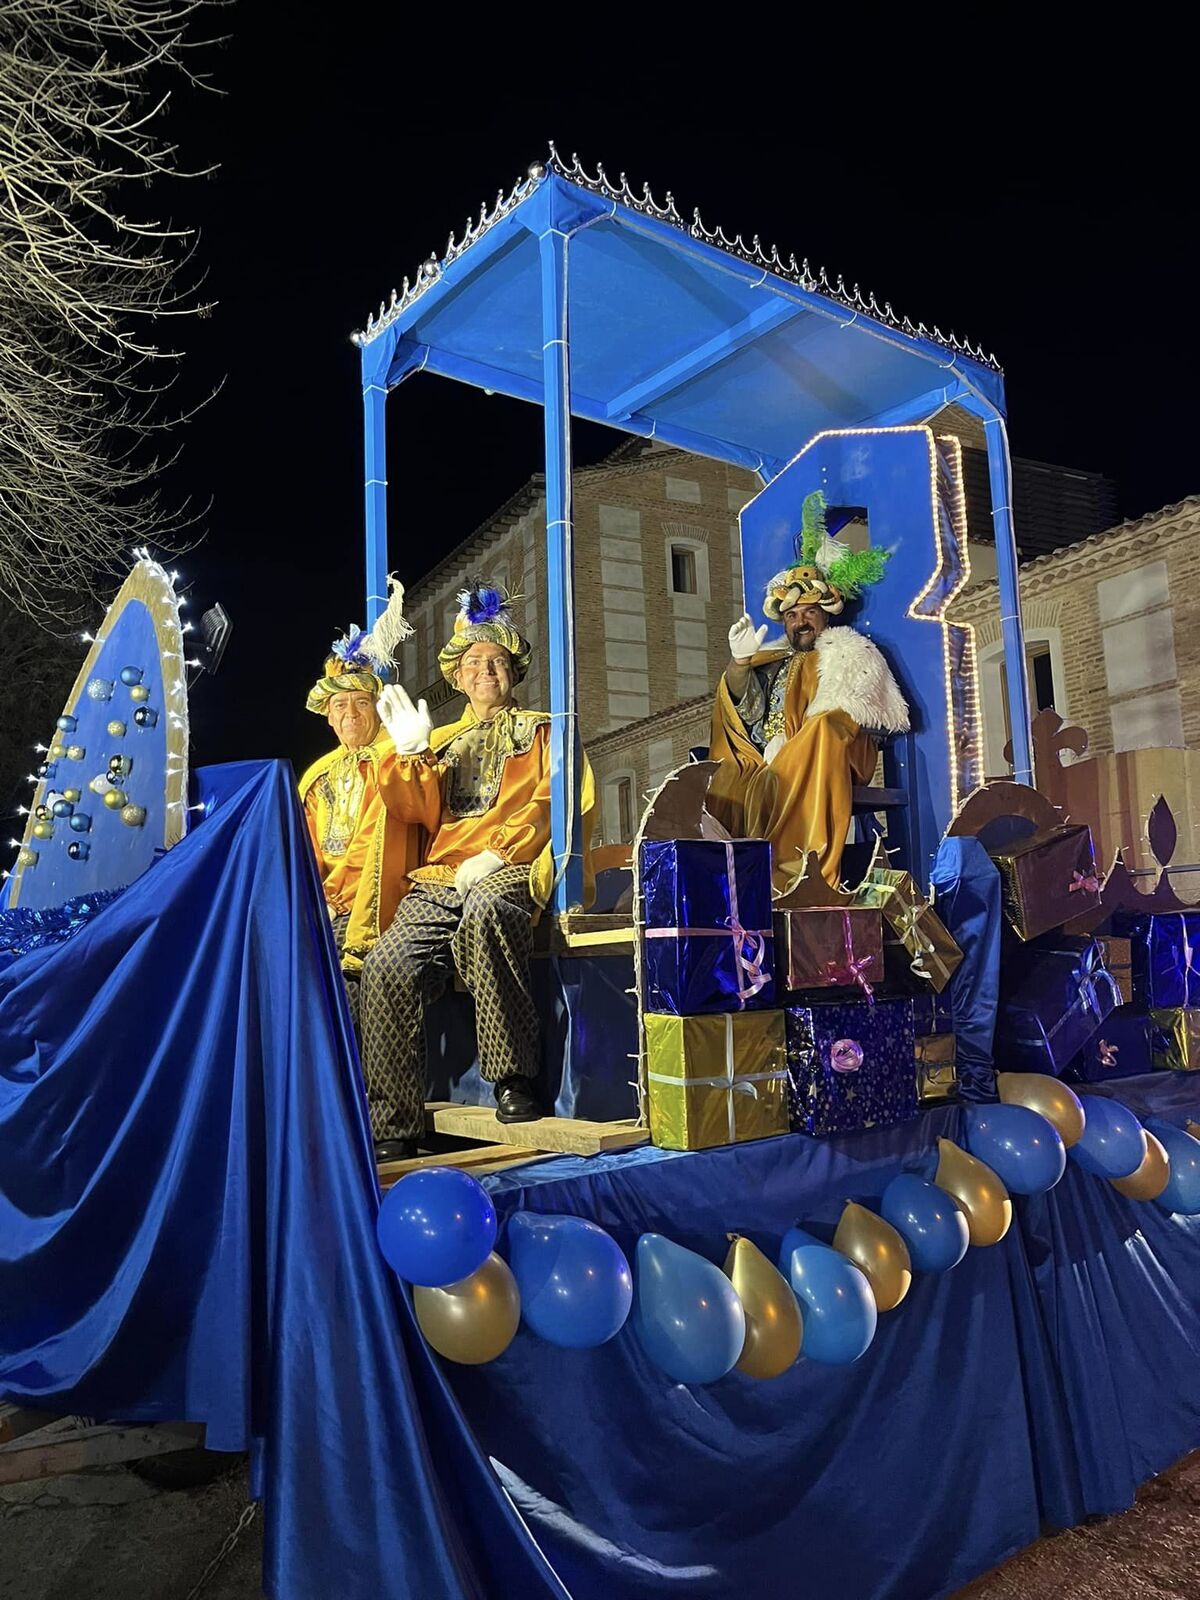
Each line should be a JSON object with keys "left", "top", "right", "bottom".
{"left": 1146, "top": 1120, "right": 1200, "bottom": 1214}
{"left": 1111, "top": 1131, "right": 1171, "bottom": 1201}
{"left": 933, "top": 1138, "right": 1012, "bottom": 1247}
{"left": 506, "top": 1212, "right": 632, "bottom": 1349}
{"left": 1187, "top": 1121, "right": 1200, "bottom": 1141}
{"left": 966, "top": 1105, "right": 1066, "bottom": 1195}
{"left": 776, "top": 1224, "right": 824, "bottom": 1275}
{"left": 831, "top": 1202, "right": 912, "bottom": 1311}
{"left": 376, "top": 1166, "right": 497, "bottom": 1287}
{"left": 881, "top": 1173, "right": 970, "bottom": 1274}
{"left": 787, "top": 1244, "right": 877, "bottom": 1365}
{"left": 997, "top": 1072, "right": 1085, "bottom": 1147}
{"left": 634, "top": 1234, "right": 746, "bottom": 1384}
{"left": 414, "top": 1252, "right": 521, "bottom": 1364}
{"left": 1069, "top": 1096, "right": 1146, "bottom": 1180}
{"left": 722, "top": 1236, "right": 802, "bottom": 1379}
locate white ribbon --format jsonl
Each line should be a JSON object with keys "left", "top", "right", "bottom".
{"left": 648, "top": 1013, "right": 788, "bottom": 1143}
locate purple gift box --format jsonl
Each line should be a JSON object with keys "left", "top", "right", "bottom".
{"left": 639, "top": 838, "right": 775, "bottom": 1015}
{"left": 989, "top": 824, "right": 1102, "bottom": 942}
{"left": 1111, "top": 911, "right": 1200, "bottom": 1011}
{"left": 996, "top": 936, "right": 1121, "bottom": 1077}
{"left": 785, "top": 997, "right": 917, "bottom": 1137}
{"left": 1068, "top": 1005, "right": 1153, "bottom": 1083}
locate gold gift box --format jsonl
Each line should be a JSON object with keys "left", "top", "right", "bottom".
{"left": 916, "top": 1033, "right": 957, "bottom": 1103}
{"left": 854, "top": 868, "right": 962, "bottom": 992}
{"left": 1149, "top": 1008, "right": 1200, "bottom": 1071}
{"left": 645, "top": 1010, "right": 789, "bottom": 1152}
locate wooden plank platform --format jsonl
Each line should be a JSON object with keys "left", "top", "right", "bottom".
{"left": 376, "top": 1143, "right": 552, "bottom": 1189}
{"left": 551, "top": 912, "right": 635, "bottom": 955}
{"left": 425, "top": 1102, "right": 648, "bottom": 1156}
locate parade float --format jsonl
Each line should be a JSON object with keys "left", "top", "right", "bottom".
{"left": 4, "top": 150, "right": 1200, "bottom": 1600}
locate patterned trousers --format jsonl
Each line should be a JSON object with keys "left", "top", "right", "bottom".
{"left": 357, "top": 864, "right": 540, "bottom": 1141}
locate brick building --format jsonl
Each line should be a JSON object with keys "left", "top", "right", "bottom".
{"left": 395, "top": 415, "right": 1133, "bottom": 848}
{"left": 952, "top": 495, "right": 1200, "bottom": 776}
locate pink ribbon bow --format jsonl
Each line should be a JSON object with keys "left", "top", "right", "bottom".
{"left": 1069, "top": 870, "right": 1101, "bottom": 895}
{"left": 819, "top": 911, "right": 876, "bottom": 1002}
{"left": 723, "top": 840, "right": 769, "bottom": 1005}
{"left": 1098, "top": 1038, "right": 1120, "bottom": 1068}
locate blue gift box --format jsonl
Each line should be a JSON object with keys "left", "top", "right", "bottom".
{"left": 639, "top": 838, "right": 776, "bottom": 1015}
{"left": 996, "top": 936, "right": 1121, "bottom": 1077}
{"left": 785, "top": 997, "right": 917, "bottom": 1136}
{"left": 1068, "top": 1005, "right": 1153, "bottom": 1083}
{"left": 1111, "top": 911, "right": 1200, "bottom": 1010}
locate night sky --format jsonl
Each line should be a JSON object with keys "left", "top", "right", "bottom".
{"left": 160, "top": 29, "right": 1192, "bottom": 782}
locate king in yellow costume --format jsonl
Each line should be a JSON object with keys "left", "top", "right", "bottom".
{"left": 708, "top": 493, "right": 909, "bottom": 889}
{"left": 362, "top": 582, "right": 595, "bottom": 1160}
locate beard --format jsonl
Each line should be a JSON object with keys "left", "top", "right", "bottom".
{"left": 788, "top": 625, "right": 818, "bottom": 652}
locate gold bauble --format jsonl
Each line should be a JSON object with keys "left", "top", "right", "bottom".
{"left": 120, "top": 804, "right": 146, "bottom": 828}
{"left": 997, "top": 1072, "right": 1086, "bottom": 1148}
{"left": 413, "top": 1252, "right": 521, "bottom": 1365}
{"left": 933, "top": 1138, "right": 1013, "bottom": 1247}
{"left": 103, "top": 788, "right": 126, "bottom": 810}
{"left": 32, "top": 822, "right": 54, "bottom": 840}
{"left": 107, "top": 720, "right": 127, "bottom": 738}
{"left": 129, "top": 684, "right": 150, "bottom": 703}
{"left": 832, "top": 1202, "right": 913, "bottom": 1312}
{"left": 63, "top": 788, "right": 81, "bottom": 804}
{"left": 1111, "top": 1131, "right": 1171, "bottom": 1201}
{"left": 66, "top": 745, "right": 85, "bottom": 761}
{"left": 722, "top": 1235, "right": 803, "bottom": 1378}
{"left": 17, "top": 848, "right": 37, "bottom": 868}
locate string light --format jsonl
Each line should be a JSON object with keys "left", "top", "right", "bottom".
{"left": 81, "top": 632, "right": 94, "bottom": 643}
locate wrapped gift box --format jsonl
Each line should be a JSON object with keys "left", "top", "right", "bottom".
{"left": 1095, "top": 935, "right": 1134, "bottom": 1007}
{"left": 785, "top": 997, "right": 917, "bottom": 1136}
{"left": 640, "top": 838, "right": 775, "bottom": 1015}
{"left": 644, "top": 1009, "right": 789, "bottom": 1151}
{"left": 1068, "top": 1006, "right": 1153, "bottom": 1082}
{"left": 1149, "top": 1007, "right": 1200, "bottom": 1072}
{"left": 853, "top": 869, "right": 962, "bottom": 992}
{"left": 989, "top": 824, "right": 1101, "bottom": 942}
{"left": 1111, "top": 911, "right": 1200, "bottom": 1010}
{"left": 916, "top": 1032, "right": 957, "bottom": 1103}
{"left": 910, "top": 992, "right": 953, "bottom": 1037}
{"left": 773, "top": 905, "right": 883, "bottom": 996}
{"left": 996, "top": 936, "right": 1121, "bottom": 1076}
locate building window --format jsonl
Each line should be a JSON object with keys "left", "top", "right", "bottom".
{"left": 671, "top": 545, "right": 698, "bottom": 594}
{"left": 602, "top": 769, "right": 638, "bottom": 845}
{"left": 616, "top": 777, "right": 634, "bottom": 842}
{"left": 978, "top": 629, "right": 1067, "bottom": 775}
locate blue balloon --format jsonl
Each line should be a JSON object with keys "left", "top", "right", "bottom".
{"left": 787, "top": 1244, "right": 877, "bottom": 1365}
{"left": 966, "top": 1105, "right": 1066, "bottom": 1195}
{"left": 376, "top": 1166, "right": 497, "bottom": 1287}
{"left": 881, "top": 1173, "right": 970, "bottom": 1273}
{"left": 776, "top": 1224, "right": 823, "bottom": 1275}
{"left": 633, "top": 1234, "right": 745, "bottom": 1384}
{"left": 1070, "top": 1095, "right": 1146, "bottom": 1180}
{"left": 1145, "top": 1120, "right": 1200, "bottom": 1215}
{"left": 507, "top": 1212, "right": 632, "bottom": 1348}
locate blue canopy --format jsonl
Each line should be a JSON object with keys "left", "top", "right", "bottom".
{"left": 354, "top": 149, "right": 1032, "bottom": 906}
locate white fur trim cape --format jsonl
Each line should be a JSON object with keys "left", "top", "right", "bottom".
{"left": 804, "top": 626, "right": 909, "bottom": 734}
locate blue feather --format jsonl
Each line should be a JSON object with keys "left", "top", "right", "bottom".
{"left": 462, "top": 584, "right": 505, "bottom": 625}
{"left": 331, "top": 627, "right": 372, "bottom": 668}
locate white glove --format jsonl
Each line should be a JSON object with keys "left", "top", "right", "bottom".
{"left": 454, "top": 849, "right": 506, "bottom": 898}
{"left": 728, "top": 612, "right": 768, "bottom": 662}
{"left": 376, "top": 685, "right": 433, "bottom": 755}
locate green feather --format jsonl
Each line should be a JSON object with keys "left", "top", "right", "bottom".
{"left": 823, "top": 545, "right": 891, "bottom": 597}
{"left": 798, "top": 490, "right": 827, "bottom": 566}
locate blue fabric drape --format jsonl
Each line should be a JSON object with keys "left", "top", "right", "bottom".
{"left": 0, "top": 760, "right": 567, "bottom": 1600}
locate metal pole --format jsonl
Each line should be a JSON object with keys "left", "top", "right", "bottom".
{"left": 362, "top": 375, "right": 389, "bottom": 629}
{"left": 538, "top": 221, "right": 585, "bottom": 911}
{"left": 982, "top": 411, "right": 1034, "bottom": 785}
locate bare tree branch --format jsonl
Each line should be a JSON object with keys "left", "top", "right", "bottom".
{"left": 0, "top": 1, "right": 222, "bottom": 626}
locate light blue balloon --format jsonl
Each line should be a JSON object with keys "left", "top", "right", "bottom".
{"left": 881, "top": 1173, "right": 970, "bottom": 1273}
{"left": 966, "top": 1104, "right": 1066, "bottom": 1195}
{"left": 1145, "top": 1120, "right": 1200, "bottom": 1215}
{"left": 777, "top": 1224, "right": 823, "bottom": 1275}
{"left": 1070, "top": 1095, "right": 1146, "bottom": 1180}
{"left": 788, "top": 1244, "right": 877, "bottom": 1365}
{"left": 376, "top": 1166, "right": 496, "bottom": 1287}
{"left": 633, "top": 1234, "right": 746, "bottom": 1384}
{"left": 507, "top": 1212, "right": 632, "bottom": 1349}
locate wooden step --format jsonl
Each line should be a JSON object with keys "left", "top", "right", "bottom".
{"left": 375, "top": 1143, "right": 549, "bottom": 1188}
{"left": 425, "top": 1101, "right": 648, "bottom": 1156}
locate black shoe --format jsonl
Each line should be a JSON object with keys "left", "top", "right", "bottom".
{"left": 374, "top": 1137, "right": 419, "bottom": 1164}
{"left": 494, "top": 1078, "right": 542, "bottom": 1124}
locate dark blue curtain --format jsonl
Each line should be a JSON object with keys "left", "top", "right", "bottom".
{"left": 0, "top": 760, "right": 568, "bottom": 1600}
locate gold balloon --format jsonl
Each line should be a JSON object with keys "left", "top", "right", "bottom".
{"left": 934, "top": 1138, "right": 1013, "bottom": 1247}
{"left": 832, "top": 1202, "right": 912, "bottom": 1311}
{"left": 722, "top": 1235, "right": 803, "bottom": 1378}
{"left": 1187, "top": 1121, "right": 1200, "bottom": 1142}
{"left": 997, "top": 1072, "right": 1086, "bottom": 1148}
{"left": 413, "top": 1251, "right": 520, "bottom": 1365}
{"left": 1111, "top": 1131, "right": 1171, "bottom": 1201}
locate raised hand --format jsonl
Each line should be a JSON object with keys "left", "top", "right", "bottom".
{"left": 376, "top": 684, "right": 433, "bottom": 754}
{"left": 728, "top": 612, "right": 769, "bottom": 663}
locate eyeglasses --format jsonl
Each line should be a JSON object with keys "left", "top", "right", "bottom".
{"left": 459, "top": 656, "right": 509, "bottom": 674}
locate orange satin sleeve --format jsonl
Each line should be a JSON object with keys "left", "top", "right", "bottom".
{"left": 375, "top": 750, "right": 445, "bottom": 833}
